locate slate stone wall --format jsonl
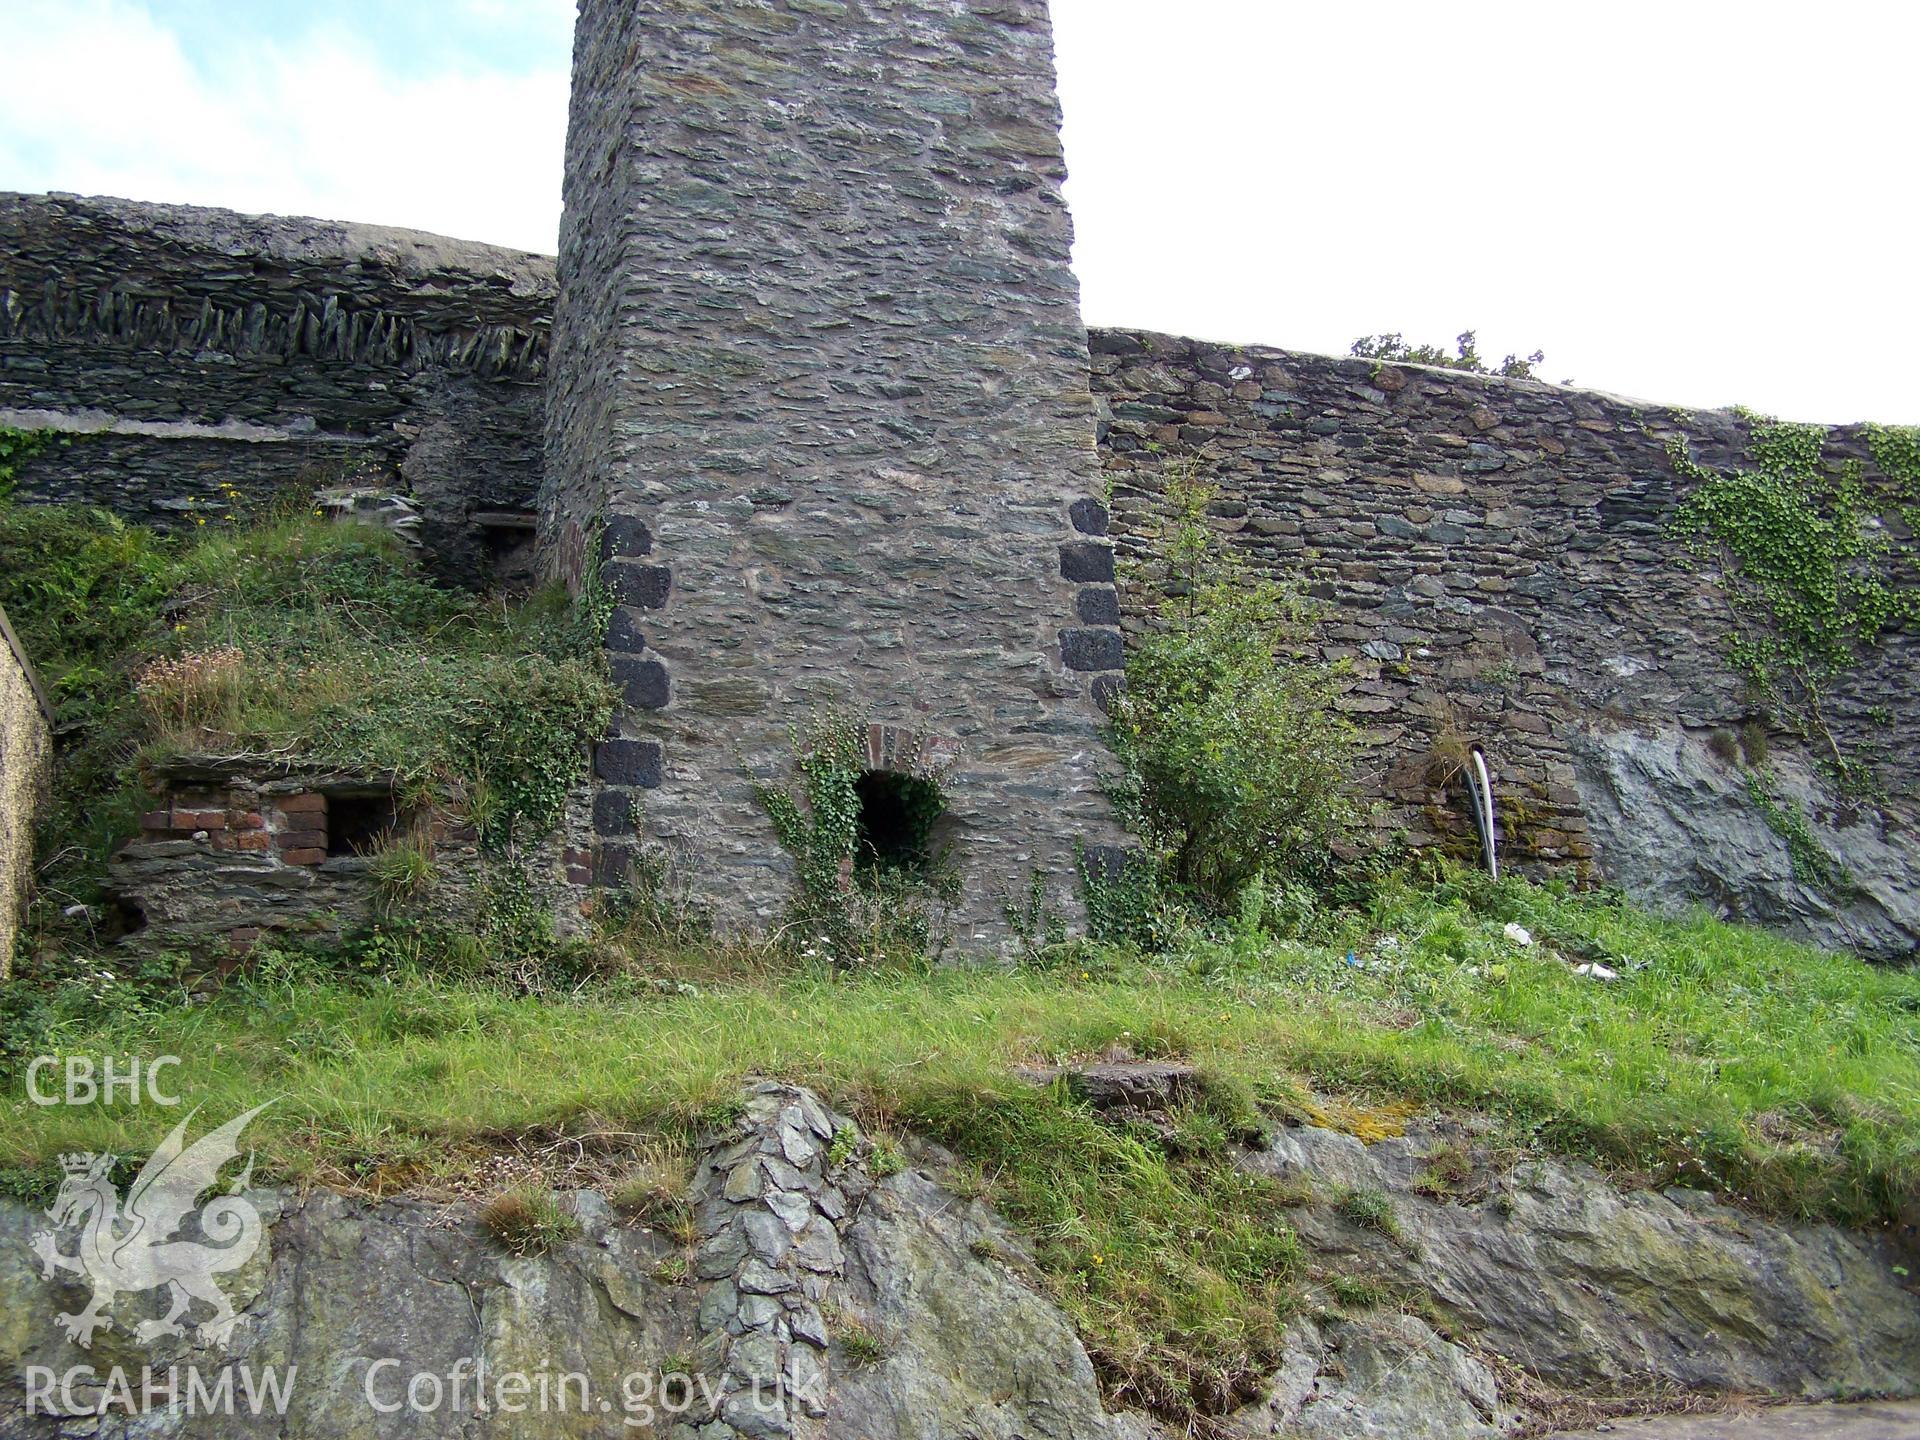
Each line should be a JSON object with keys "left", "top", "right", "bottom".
{"left": 0, "top": 192, "right": 553, "bottom": 586}
{"left": 545, "top": 0, "right": 1125, "bottom": 942}
{"left": 6, "top": 150, "right": 1914, "bottom": 949}
{"left": 1090, "top": 329, "right": 1920, "bottom": 955}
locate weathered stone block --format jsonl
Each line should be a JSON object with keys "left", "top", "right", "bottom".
{"left": 596, "top": 739, "right": 663, "bottom": 789}
{"left": 1080, "top": 844, "right": 1129, "bottom": 883}
{"left": 1060, "top": 629, "right": 1124, "bottom": 673}
{"left": 605, "top": 607, "right": 647, "bottom": 654}
{"left": 600, "top": 511, "right": 653, "bottom": 559}
{"left": 1069, "top": 498, "right": 1109, "bottom": 536}
{"left": 592, "top": 843, "right": 632, "bottom": 886}
{"left": 1059, "top": 542, "right": 1115, "bottom": 583}
{"left": 1075, "top": 587, "right": 1120, "bottom": 626}
{"left": 612, "top": 655, "right": 670, "bottom": 710}
{"left": 592, "top": 789, "right": 633, "bottom": 838}
{"left": 605, "top": 559, "right": 671, "bottom": 610}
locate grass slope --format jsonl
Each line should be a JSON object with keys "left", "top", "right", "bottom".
{"left": 3, "top": 872, "right": 1915, "bottom": 1418}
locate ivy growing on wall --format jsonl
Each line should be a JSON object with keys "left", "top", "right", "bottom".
{"left": 753, "top": 713, "right": 957, "bottom": 967}
{"left": 757, "top": 713, "right": 868, "bottom": 909}
{"left": 1667, "top": 413, "right": 1920, "bottom": 793}
{"left": 1743, "top": 771, "right": 1852, "bottom": 894}
{"left": 0, "top": 427, "right": 60, "bottom": 500}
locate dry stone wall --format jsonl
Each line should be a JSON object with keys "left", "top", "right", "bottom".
{"left": 5, "top": 181, "right": 1916, "bottom": 950}
{"left": 1090, "top": 330, "right": 1920, "bottom": 957}
{"left": 545, "top": 0, "right": 1125, "bottom": 941}
{"left": 0, "top": 193, "right": 553, "bottom": 586}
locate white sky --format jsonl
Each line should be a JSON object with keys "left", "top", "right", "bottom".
{"left": 2, "top": 0, "right": 1915, "bottom": 423}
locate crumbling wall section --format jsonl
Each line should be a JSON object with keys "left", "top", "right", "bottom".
{"left": 0, "top": 192, "right": 553, "bottom": 586}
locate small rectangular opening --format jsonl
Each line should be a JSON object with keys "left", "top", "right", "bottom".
{"left": 476, "top": 510, "right": 538, "bottom": 592}
{"left": 326, "top": 791, "right": 400, "bottom": 857}
{"left": 854, "top": 770, "right": 945, "bottom": 878}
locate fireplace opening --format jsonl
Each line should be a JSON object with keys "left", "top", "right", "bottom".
{"left": 853, "top": 770, "right": 944, "bottom": 878}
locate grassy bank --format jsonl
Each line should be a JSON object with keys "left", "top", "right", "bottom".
{"left": 6, "top": 873, "right": 1913, "bottom": 1221}
{"left": 5, "top": 871, "right": 1917, "bottom": 1414}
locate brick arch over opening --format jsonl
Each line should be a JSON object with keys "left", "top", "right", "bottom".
{"left": 862, "top": 724, "right": 958, "bottom": 778}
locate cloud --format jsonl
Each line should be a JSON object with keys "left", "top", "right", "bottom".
{"left": 0, "top": 0, "right": 567, "bottom": 253}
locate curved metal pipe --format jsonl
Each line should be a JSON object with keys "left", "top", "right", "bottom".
{"left": 1466, "top": 744, "right": 1499, "bottom": 880}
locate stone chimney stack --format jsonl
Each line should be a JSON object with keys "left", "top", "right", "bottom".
{"left": 544, "top": 0, "right": 1123, "bottom": 941}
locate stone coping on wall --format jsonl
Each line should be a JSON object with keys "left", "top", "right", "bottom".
{"left": 4, "top": 191, "right": 555, "bottom": 297}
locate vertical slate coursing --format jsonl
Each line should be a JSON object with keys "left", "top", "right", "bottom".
{"left": 544, "top": 0, "right": 1124, "bottom": 941}
{"left": 0, "top": 193, "right": 553, "bottom": 586}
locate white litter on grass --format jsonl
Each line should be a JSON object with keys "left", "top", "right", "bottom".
{"left": 1503, "top": 922, "right": 1533, "bottom": 947}
{"left": 1573, "top": 962, "right": 1620, "bottom": 981}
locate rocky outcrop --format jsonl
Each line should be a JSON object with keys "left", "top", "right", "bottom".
{"left": 1572, "top": 725, "right": 1920, "bottom": 960}
{"left": 1224, "top": 1314, "right": 1515, "bottom": 1440}
{"left": 2, "top": 1089, "right": 1915, "bottom": 1438}
{"left": 1249, "top": 1119, "right": 1920, "bottom": 1400}
{"left": 829, "top": 1166, "right": 1142, "bottom": 1440}
{"left": 0, "top": 1186, "right": 697, "bottom": 1438}
{"left": 0, "top": 1086, "right": 1162, "bottom": 1439}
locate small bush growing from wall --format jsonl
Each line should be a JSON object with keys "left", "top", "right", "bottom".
{"left": 1106, "top": 466, "right": 1357, "bottom": 916}
{"left": 0, "top": 427, "right": 61, "bottom": 499}
{"left": 1349, "top": 330, "right": 1546, "bottom": 380}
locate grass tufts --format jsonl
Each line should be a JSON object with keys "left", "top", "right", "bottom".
{"left": 480, "top": 1187, "right": 580, "bottom": 1256}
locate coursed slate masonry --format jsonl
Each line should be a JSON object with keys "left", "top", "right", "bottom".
{"left": 2, "top": 0, "right": 1915, "bottom": 955}
{"left": 542, "top": 0, "right": 1127, "bottom": 941}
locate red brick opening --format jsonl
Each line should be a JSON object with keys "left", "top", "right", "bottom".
{"left": 325, "top": 791, "right": 400, "bottom": 857}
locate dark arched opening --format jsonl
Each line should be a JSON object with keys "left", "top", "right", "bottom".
{"left": 853, "top": 770, "right": 944, "bottom": 877}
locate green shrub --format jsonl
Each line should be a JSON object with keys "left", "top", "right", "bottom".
{"left": 827, "top": 1308, "right": 888, "bottom": 1366}
{"left": 368, "top": 828, "right": 439, "bottom": 907}
{"left": 0, "top": 427, "right": 61, "bottom": 498}
{"left": 1350, "top": 331, "right": 1545, "bottom": 379}
{"left": 1108, "top": 467, "right": 1356, "bottom": 909}
{"left": 609, "top": 1142, "right": 695, "bottom": 1239}
{"left": 1333, "top": 1185, "right": 1402, "bottom": 1239}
